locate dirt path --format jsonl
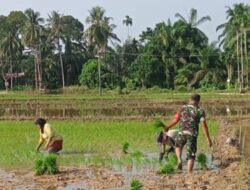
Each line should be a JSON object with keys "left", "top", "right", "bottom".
{"left": 0, "top": 120, "right": 249, "bottom": 190}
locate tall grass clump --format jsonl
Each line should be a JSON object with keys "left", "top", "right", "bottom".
{"left": 197, "top": 153, "right": 207, "bottom": 170}
{"left": 130, "top": 179, "right": 143, "bottom": 190}
{"left": 34, "top": 154, "right": 58, "bottom": 175}
{"left": 122, "top": 142, "right": 130, "bottom": 154}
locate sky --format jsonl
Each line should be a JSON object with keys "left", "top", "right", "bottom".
{"left": 0, "top": 0, "right": 248, "bottom": 43}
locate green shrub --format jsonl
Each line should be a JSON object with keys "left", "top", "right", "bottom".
{"left": 130, "top": 179, "right": 143, "bottom": 190}
{"left": 197, "top": 153, "right": 207, "bottom": 170}
{"left": 35, "top": 159, "right": 45, "bottom": 176}
{"left": 122, "top": 142, "right": 130, "bottom": 154}
{"left": 160, "top": 163, "right": 175, "bottom": 174}
{"left": 153, "top": 118, "right": 165, "bottom": 129}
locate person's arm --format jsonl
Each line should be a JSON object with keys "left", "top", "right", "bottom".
{"left": 201, "top": 120, "right": 212, "bottom": 147}
{"left": 45, "top": 137, "right": 52, "bottom": 150}
{"left": 36, "top": 136, "right": 44, "bottom": 152}
{"left": 164, "top": 112, "right": 181, "bottom": 132}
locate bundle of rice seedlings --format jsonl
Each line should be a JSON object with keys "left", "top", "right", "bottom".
{"left": 122, "top": 142, "right": 129, "bottom": 154}
{"left": 43, "top": 154, "right": 58, "bottom": 175}
{"left": 35, "top": 159, "right": 45, "bottom": 176}
{"left": 34, "top": 154, "right": 59, "bottom": 175}
{"left": 153, "top": 118, "right": 165, "bottom": 129}
{"left": 167, "top": 153, "right": 178, "bottom": 165}
{"left": 130, "top": 179, "right": 143, "bottom": 190}
{"left": 160, "top": 163, "right": 175, "bottom": 174}
{"left": 197, "top": 153, "right": 207, "bottom": 170}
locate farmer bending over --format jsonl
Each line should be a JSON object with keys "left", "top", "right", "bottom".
{"left": 35, "top": 118, "right": 63, "bottom": 153}
{"left": 157, "top": 129, "right": 178, "bottom": 161}
{"left": 164, "top": 94, "right": 212, "bottom": 172}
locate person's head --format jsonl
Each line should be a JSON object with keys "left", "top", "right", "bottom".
{"left": 35, "top": 118, "right": 46, "bottom": 133}
{"left": 190, "top": 93, "right": 201, "bottom": 106}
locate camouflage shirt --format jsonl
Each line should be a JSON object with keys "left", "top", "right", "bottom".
{"left": 178, "top": 104, "right": 206, "bottom": 136}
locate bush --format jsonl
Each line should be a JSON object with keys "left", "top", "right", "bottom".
{"left": 34, "top": 154, "right": 59, "bottom": 175}
{"left": 122, "top": 142, "right": 129, "bottom": 154}
{"left": 130, "top": 179, "right": 143, "bottom": 190}
{"left": 160, "top": 163, "right": 175, "bottom": 174}
{"left": 197, "top": 153, "right": 207, "bottom": 170}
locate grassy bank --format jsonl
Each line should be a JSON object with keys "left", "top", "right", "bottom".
{"left": 0, "top": 87, "right": 249, "bottom": 101}
{"left": 0, "top": 120, "right": 218, "bottom": 167}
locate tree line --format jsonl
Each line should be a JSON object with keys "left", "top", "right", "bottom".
{"left": 0, "top": 3, "right": 249, "bottom": 93}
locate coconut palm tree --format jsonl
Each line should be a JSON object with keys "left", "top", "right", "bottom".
{"left": 217, "top": 3, "right": 250, "bottom": 92}
{"left": 175, "top": 8, "right": 211, "bottom": 48}
{"left": 123, "top": 15, "right": 133, "bottom": 37}
{"left": 22, "top": 8, "right": 44, "bottom": 90}
{"left": 0, "top": 27, "right": 23, "bottom": 89}
{"left": 84, "top": 6, "right": 120, "bottom": 95}
{"left": 47, "top": 11, "right": 65, "bottom": 89}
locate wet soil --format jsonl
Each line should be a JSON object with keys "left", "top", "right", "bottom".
{"left": 0, "top": 120, "right": 249, "bottom": 190}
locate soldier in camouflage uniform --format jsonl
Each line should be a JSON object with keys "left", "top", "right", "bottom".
{"left": 164, "top": 94, "right": 212, "bottom": 172}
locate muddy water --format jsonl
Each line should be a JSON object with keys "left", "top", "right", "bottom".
{"left": 0, "top": 99, "right": 249, "bottom": 120}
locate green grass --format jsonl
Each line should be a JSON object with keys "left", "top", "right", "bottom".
{"left": 0, "top": 120, "right": 218, "bottom": 168}
{"left": 0, "top": 88, "right": 249, "bottom": 101}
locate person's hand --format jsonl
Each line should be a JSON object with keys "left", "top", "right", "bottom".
{"left": 208, "top": 138, "right": 212, "bottom": 147}
{"left": 164, "top": 125, "right": 169, "bottom": 132}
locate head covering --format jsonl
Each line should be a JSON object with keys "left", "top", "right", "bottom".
{"left": 156, "top": 131, "right": 164, "bottom": 143}
{"left": 35, "top": 118, "right": 46, "bottom": 127}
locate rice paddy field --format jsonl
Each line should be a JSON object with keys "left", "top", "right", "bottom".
{"left": 0, "top": 90, "right": 249, "bottom": 190}
{"left": 0, "top": 120, "right": 218, "bottom": 167}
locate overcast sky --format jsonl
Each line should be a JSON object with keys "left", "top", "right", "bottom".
{"left": 0, "top": 0, "right": 248, "bottom": 43}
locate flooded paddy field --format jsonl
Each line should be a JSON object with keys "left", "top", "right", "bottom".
{"left": 0, "top": 99, "right": 249, "bottom": 120}
{"left": 0, "top": 97, "right": 249, "bottom": 189}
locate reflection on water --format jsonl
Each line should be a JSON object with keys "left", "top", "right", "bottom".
{"left": 0, "top": 100, "right": 249, "bottom": 119}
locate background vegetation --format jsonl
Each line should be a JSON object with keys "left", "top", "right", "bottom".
{"left": 0, "top": 3, "right": 249, "bottom": 93}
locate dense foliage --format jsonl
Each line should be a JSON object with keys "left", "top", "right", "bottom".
{"left": 0, "top": 4, "right": 249, "bottom": 91}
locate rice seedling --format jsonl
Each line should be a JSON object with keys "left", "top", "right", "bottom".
{"left": 153, "top": 118, "right": 165, "bottom": 129}
{"left": 122, "top": 142, "right": 130, "bottom": 154}
{"left": 34, "top": 159, "right": 45, "bottom": 176}
{"left": 166, "top": 153, "right": 178, "bottom": 165}
{"left": 130, "top": 179, "right": 143, "bottom": 190}
{"left": 160, "top": 163, "right": 175, "bottom": 174}
{"left": 43, "top": 154, "right": 58, "bottom": 175}
{"left": 34, "top": 154, "right": 58, "bottom": 175}
{"left": 197, "top": 153, "right": 207, "bottom": 170}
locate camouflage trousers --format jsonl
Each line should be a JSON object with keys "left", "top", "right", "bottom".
{"left": 175, "top": 132, "right": 197, "bottom": 160}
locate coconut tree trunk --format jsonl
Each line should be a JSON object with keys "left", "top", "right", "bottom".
{"left": 36, "top": 53, "right": 42, "bottom": 90}
{"left": 34, "top": 56, "right": 38, "bottom": 90}
{"left": 240, "top": 30, "right": 244, "bottom": 90}
{"left": 244, "top": 28, "right": 248, "bottom": 87}
{"left": 58, "top": 40, "right": 65, "bottom": 89}
{"left": 10, "top": 60, "right": 13, "bottom": 89}
{"left": 98, "top": 51, "right": 102, "bottom": 96}
{"left": 236, "top": 30, "right": 240, "bottom": 93}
